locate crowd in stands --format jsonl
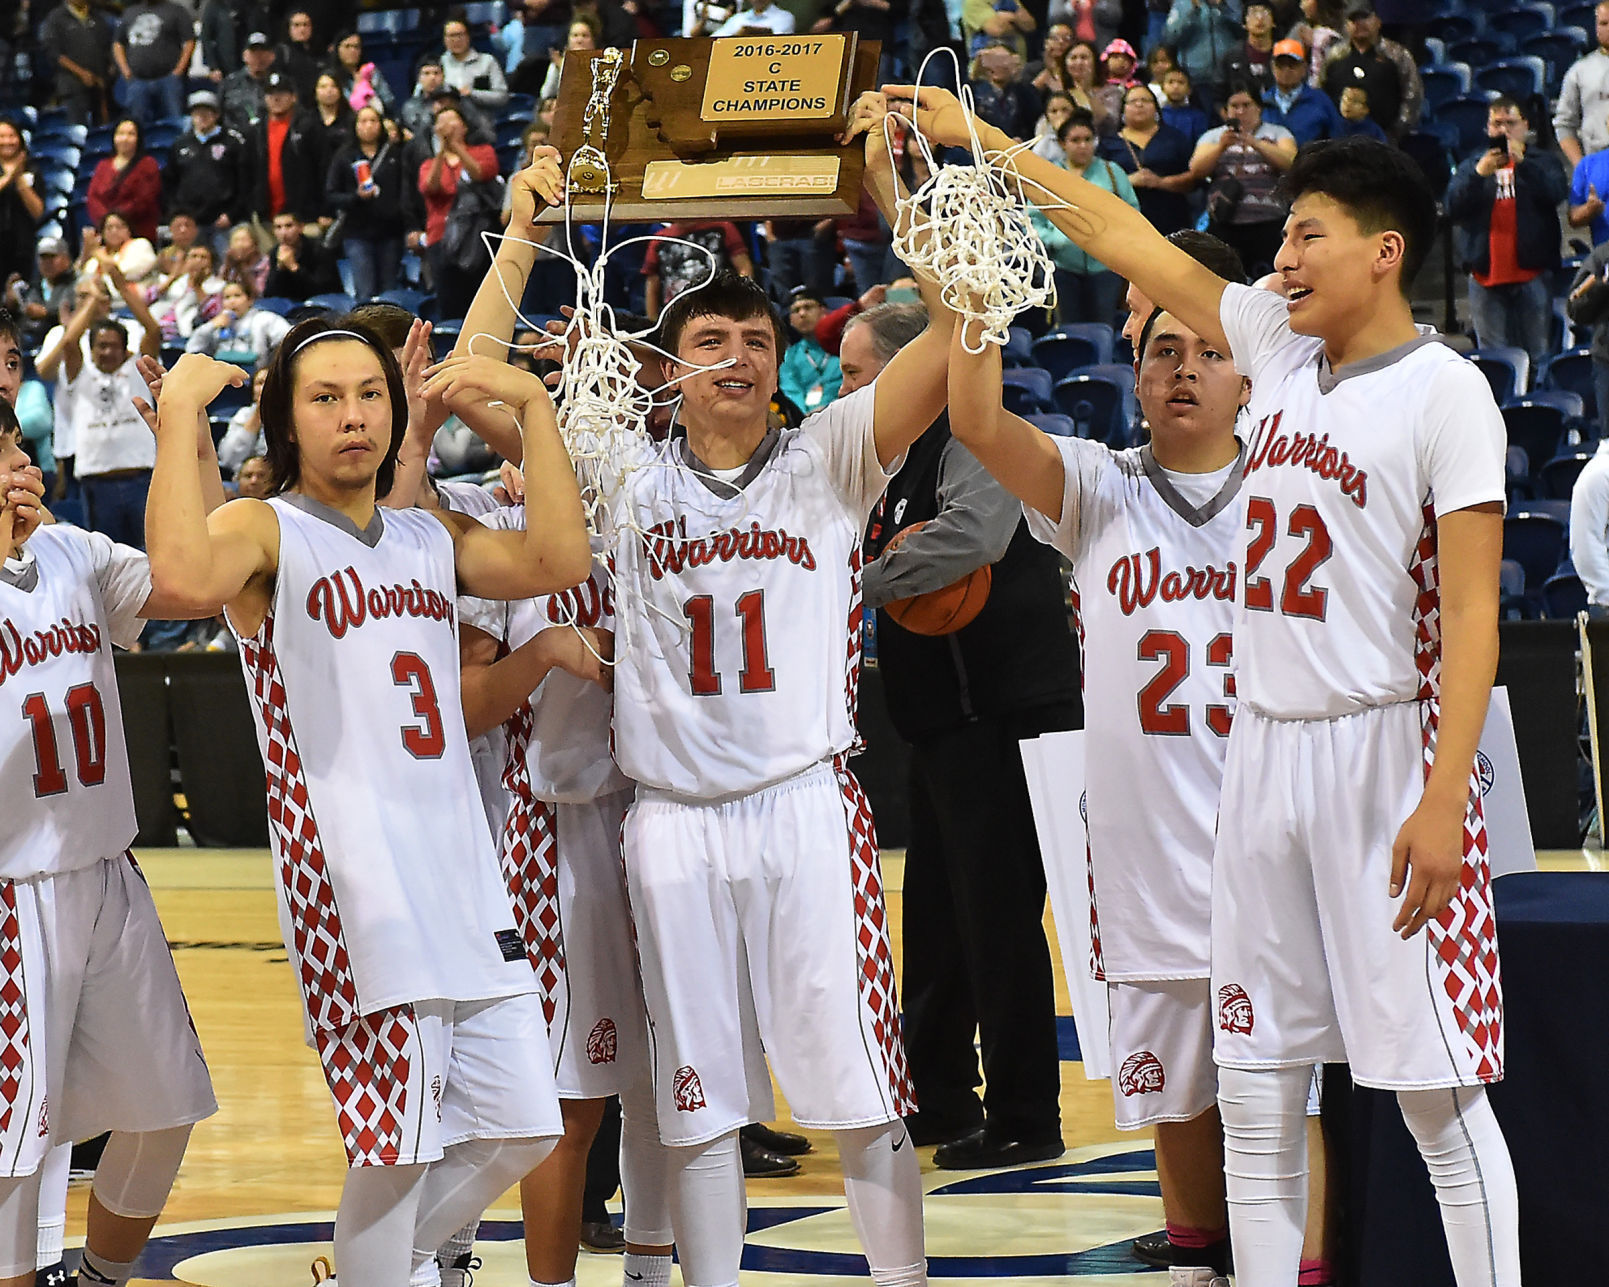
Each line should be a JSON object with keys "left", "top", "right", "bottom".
{"left": 1, "top": 0, "right": 1608, "bottom": 633}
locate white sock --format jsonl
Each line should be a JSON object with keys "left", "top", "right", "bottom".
{"left": 1397, "top": 1086, "right": 1521, "bottom": 1287}
{"left": 666, "top": 1131, "right": 745, "bottom": 1287}
{"left": 836, "top": 1122, "right": 926, "bottom": 1282}
{"left": 436, "top": 1219, "right": 478, "bottom": 1287}
{"left": 530, "top": 1278, "right": 576, "bottom": 1287}
{"left": 77, "top": 1251, "right": 136, "bottom": 1287}
{"left": 35, "top": 1142, "right": 69, "bottom": 1268}
{"left": 622, "top": 1252, "right": 672, "bottom": 1287}
{"left": 409, "top": 1260, "right": 443, "bottom": 1287}
{"left": 1216, "top": 1065, "right": 1310, "bottom": 1287}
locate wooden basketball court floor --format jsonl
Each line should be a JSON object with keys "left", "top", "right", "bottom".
{"left": 60, "top": 845, "right": 1600, "bottom": 1287}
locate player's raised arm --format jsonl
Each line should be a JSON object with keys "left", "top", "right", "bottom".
{"left": 946, "top": 318, "right": 1068, "bottom": 521}
{"left": 460, "top": 619, "right": 611, "bottom": 740}
{"left": 422, "top": 353, "right": 590, "bottom": 598}
{"left": 882, "top": 83, "right": 1232, "bottom": 352}
{"left": 449, "top": 150, "right": 568, "bottom": 464}
{"left": 145, "top": 354, "right": 281, "bottom": 620}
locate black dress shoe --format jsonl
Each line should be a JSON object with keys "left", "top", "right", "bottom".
{"left": 903, "top": 1110, "right": 984, "bottom": 1148}
{"left": 740, "top": 1131, "right": 802, "bottom": 1177}
{"left": 932, "top": 1127, "right": 1064, "bottom": 1170}
{"left": 580, "top": 1219, "right": 625, "bottom": 1253}
{"left": 742, "top": 1122, "right": 812, "bottom": 1156}
{"left": 1131, "top": 1231, "right": 1180, "bottom": 1267}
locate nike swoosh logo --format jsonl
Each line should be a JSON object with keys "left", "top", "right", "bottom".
{"left": 626, "top": 1274, "right": 644, "bottom": 1281}
{"left": 892, "top": 1132, "right": 908, "bottom": 1152}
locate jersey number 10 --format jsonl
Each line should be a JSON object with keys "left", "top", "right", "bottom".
{"left": 23, "top": 684, "right": 108, "bottom": 797}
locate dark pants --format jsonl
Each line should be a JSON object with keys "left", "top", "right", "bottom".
{"left": 767, "top": 236, "right": 831, "bottom": 302}
{"left": 1054, "top": 268, "right": 1126, "bottom": 329}
{"left": 428, "top": 243, "right": 482, "bottom": 323}
{"left": 344, "top": 234, "right": 404, "bottom": 301}
{"left": 80, "top": 470, "right": 151, "bottom": 549}
{"left": 900, "top": 701, "right": 1076, "bottom": 1140}
{"left": 1217, "top": 218, "right": 1286, "bottom": 279}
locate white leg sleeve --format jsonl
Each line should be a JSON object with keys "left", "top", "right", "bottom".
{"left": 1217, "top": 1065, "right": 1311, "bottom": 1287}
{"left": 836, "top": 1123, "right": 926, "bottom": 1286}
{"left": 337, "top": 1163, "right": 429, "bottom": 1287}
{"left": 619, "top": 1070, "right": 674, "bottom": 1245}
{"left": 0, "top": 1169, "right": 44, "bottom": 1279}
{"left": 1396, "top": 1087, "right": 1521, "bottom": 1287}
{"left": 35, "top": 1142, "right": 69, "bottom": 1268}
{"left": 89, "top": 1126, "right": 193, "bottom": 1220}
{"left": 666, "top": 1131, "right": 745, "bottom": 1287}
{"left": 412, "top": 1136, "right": 554, "bottom": 1266}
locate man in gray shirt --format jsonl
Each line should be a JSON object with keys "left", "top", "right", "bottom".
{"left": 113, "top": 0, "right": 196, "bottom": 125}
{"left": 40, "top": 0, "right": 115, "bottom": 125}
{"left": 1555, "top": 1, "right": 1609, "bottom": 166}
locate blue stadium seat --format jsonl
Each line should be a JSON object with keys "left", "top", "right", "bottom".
{"left": 1473, "top": 55, "right": 1548, "bottom": 101}
{"left": 209, "top": 379, "right": 253, "bottom": 416}
{"left": 1033, "top": 324, "right": 1114, "bottom": 380}
{"left": 144, "top": 124, "right": 181, "bottom": 151}
{"left": 1522, "top": 497, "right": 1571, "bottom": 524}
{"left": 1003, "top": 327, "right": 1033, "bottom": 367}
{"left": 1540, "top": 348, "right": 1595, "bottom": 419}
{"left": 1541, "top": 570, "right": 1588, "bottom": 618}
{"left": 1448, "top": 36, "right": 1513, "bottom": 67}
{"left": 1420, "top": 64, "right": 1472, "bottom": 115}
{"left": 1561, "top": 1, "right": 1598, "bottom": 31}
{"left": 1499, "top": 557, "right": 1530, "bottom": 618}
{"left": 1027, "top": 413, "right": 1078, "bottom": 438}
{"left": 1506, "top": 443, "right": 1532, "bottom": 502}
{"left": 1428, "top": 13, "right": 1482, "bottom": 45}
{"left": 299, "top": 293, "right": 357, "bottom": 316}
{"left": 1540, "top": 451, "right": 1594, "bottom": 499}
{"left": 1503, "top": 511, "right": 1568, "bottom": 591}
{"left": 1052, "top": 372, "right": 1133, "bottom": 444}
{"left": 1399, "top": 131, "right": 1454, "bottom": 197}
{"left": 1471, "top": 346, "right": 1530, "bottom": 403}
{"left": 1001, "top": 366, "right": 1053, "bottom": 415}
{"left": 254, "top": 296, "right": 296, "bottom": 316}
{"left": 1551, "top": 297, "right": 1585, "bottom": 354}
{"left": 1435, "top": 96, "right": 1498, "bottom": 155}
{"left": 504, "top": 93, "right": 537, "bottom": 119}
{"left": 1502, "top": 399, "right": 1568, "bottom": 467}
{"left": 1522, "top": 29, "right": 1589, "bottom": 90}
{"left": 375, "top": 287, "right": 430, "bottom": 313}
{"left": 1486, "top": 6, "right": 1552, "bottom": 44}
{"left": 1522, "top": 387, "right": 1585, "bottom": 421}
{"left": 496, "top": 119, "right": 528, "bottom": 148}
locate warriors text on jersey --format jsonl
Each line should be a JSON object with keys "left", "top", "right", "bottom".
{"left": 608, "top": 384, "right": 891, "bottom": 799}
{"left": 231, "top": 497, "right": 535, "bottom": 1034}
{"left": 0, "top": 526, "right": 149, "bottom": 880}
{"left": 1222, "top": 284, "right": 1506, "bottom": 719}
{"left": 1026, "top": 440, "right": 1243, "bottom": 981}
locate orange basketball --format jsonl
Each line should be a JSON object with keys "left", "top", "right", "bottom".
{"left": 882, "top": 521, "right": 993, "bottom": 636}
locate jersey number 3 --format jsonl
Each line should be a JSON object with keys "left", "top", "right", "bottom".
{"left": 683, "top": 591, "right": 775, "bottom": 696}
{"left": 392, "top": 651, "right": 446, "bottom": 759}
{"left": 23, "top": 684, "right": 108, "bottom": 798}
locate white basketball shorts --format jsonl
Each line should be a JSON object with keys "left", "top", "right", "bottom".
{"left": 1106, "top": 978, "right": 1218, "bottom": 1130}
{"left": 622, "top": 759, "right": 915, "bottom": 1148}
{"left": 1211, "top": 702, "right": 1504, "bottom": 1090}
{"left": 529, "top": 788, "right": 651, "bottom": 1100}
{"left": 313, "top": 991, "right": 563, "bottom": 1168}
{"left": 0, "top": 854, "right": 217, "bottom": 1178}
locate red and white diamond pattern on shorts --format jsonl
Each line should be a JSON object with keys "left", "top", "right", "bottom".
{"left": 1069, "top": 588, "right": 1104, "bottom": 981}
{"left": 499, "top": 702, "right": 565, "bottom": 1026}
{"left": 834, "top": 758, "right": 917, "bottom": 1117}
{"left": 242, "top": 615, "right": 360, "bottom": 1032}
{"left": 1408, "top": 508, "right": 1503, "bottom": 1083}
{"left": 0, "top": 883, "right": 27, "bottom": 1136}
{"left": 314, "top": 1004, "right": 416, "bottom": 1166}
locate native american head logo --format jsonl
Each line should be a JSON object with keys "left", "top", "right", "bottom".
{"left": 587, "top": 1018, "right": 618, "bottom": 1065}
{"left": 673, "top": 1065, "right": 706, "bottom": 1112}
{"left": 1117, "top": 1051, "right": 1166, "bottom": 1096}
{"left": 1218, "top": 983, "right": 1255, "bottom": 1035}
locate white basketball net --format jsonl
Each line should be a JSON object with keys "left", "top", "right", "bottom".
{"left": 890, "top": 47, "right": 1058, "bottom": 352}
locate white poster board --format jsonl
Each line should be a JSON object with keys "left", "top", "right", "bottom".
{"left": 1478, "top": 686, "right": 1537, "bottom": 878}
{"left": 1020, "top": 729, "right": 1111, "bottom": 1080}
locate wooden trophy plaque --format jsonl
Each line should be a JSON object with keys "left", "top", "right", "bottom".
{"left": 541, "top": 34, "right": 882, "bottom": 222}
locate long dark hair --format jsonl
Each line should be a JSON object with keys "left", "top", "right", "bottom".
{"left": 259, "top": 316, "right": 408, "bottom": 497}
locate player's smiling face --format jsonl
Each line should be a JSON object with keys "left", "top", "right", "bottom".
{"left": 671, "top": 314, "right": 779, "bottom": 429}
{"left": 1275, "top": 193, "right": 1392, "bottom": 338}
{"left": 290, "top": 342, "right": 391, "bottom": 492}
{"left": 1136, "top": 311, "right": 1247, "bottom": 445}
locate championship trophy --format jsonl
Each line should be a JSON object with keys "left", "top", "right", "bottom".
{"left": 542, "top": 34, "right": 882, "bottom": 221}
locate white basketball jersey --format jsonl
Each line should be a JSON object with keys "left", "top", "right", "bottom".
{"left": 1222, "top": 284, "right": 1506, "bottom": 720}
{"left": 0, "top": 526, "right": 147, "bottom": 880}
{"left": 460, "top": 509, "right": 626, "bottom": 805}
{"left": 233, "top": 497, "right": 535, "bottom": 1034}
{"left": 1026, "top": 439, "right": 1242, "bottom": 980}
{"left": 609, "top": 384, "right": 889, "bottom": 799}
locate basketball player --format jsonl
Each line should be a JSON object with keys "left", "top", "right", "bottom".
{"left": 457, "top": 494, "right": 674, "bottom": 1287}
{"left": 142, "top": 327, "right": 592, "bottom": 1287}
{"left": 888, "top": 94, "right": 1519, "bottom": 1286}
{"left": 0, "top": 400, "right": 219, "bottom": 1287}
